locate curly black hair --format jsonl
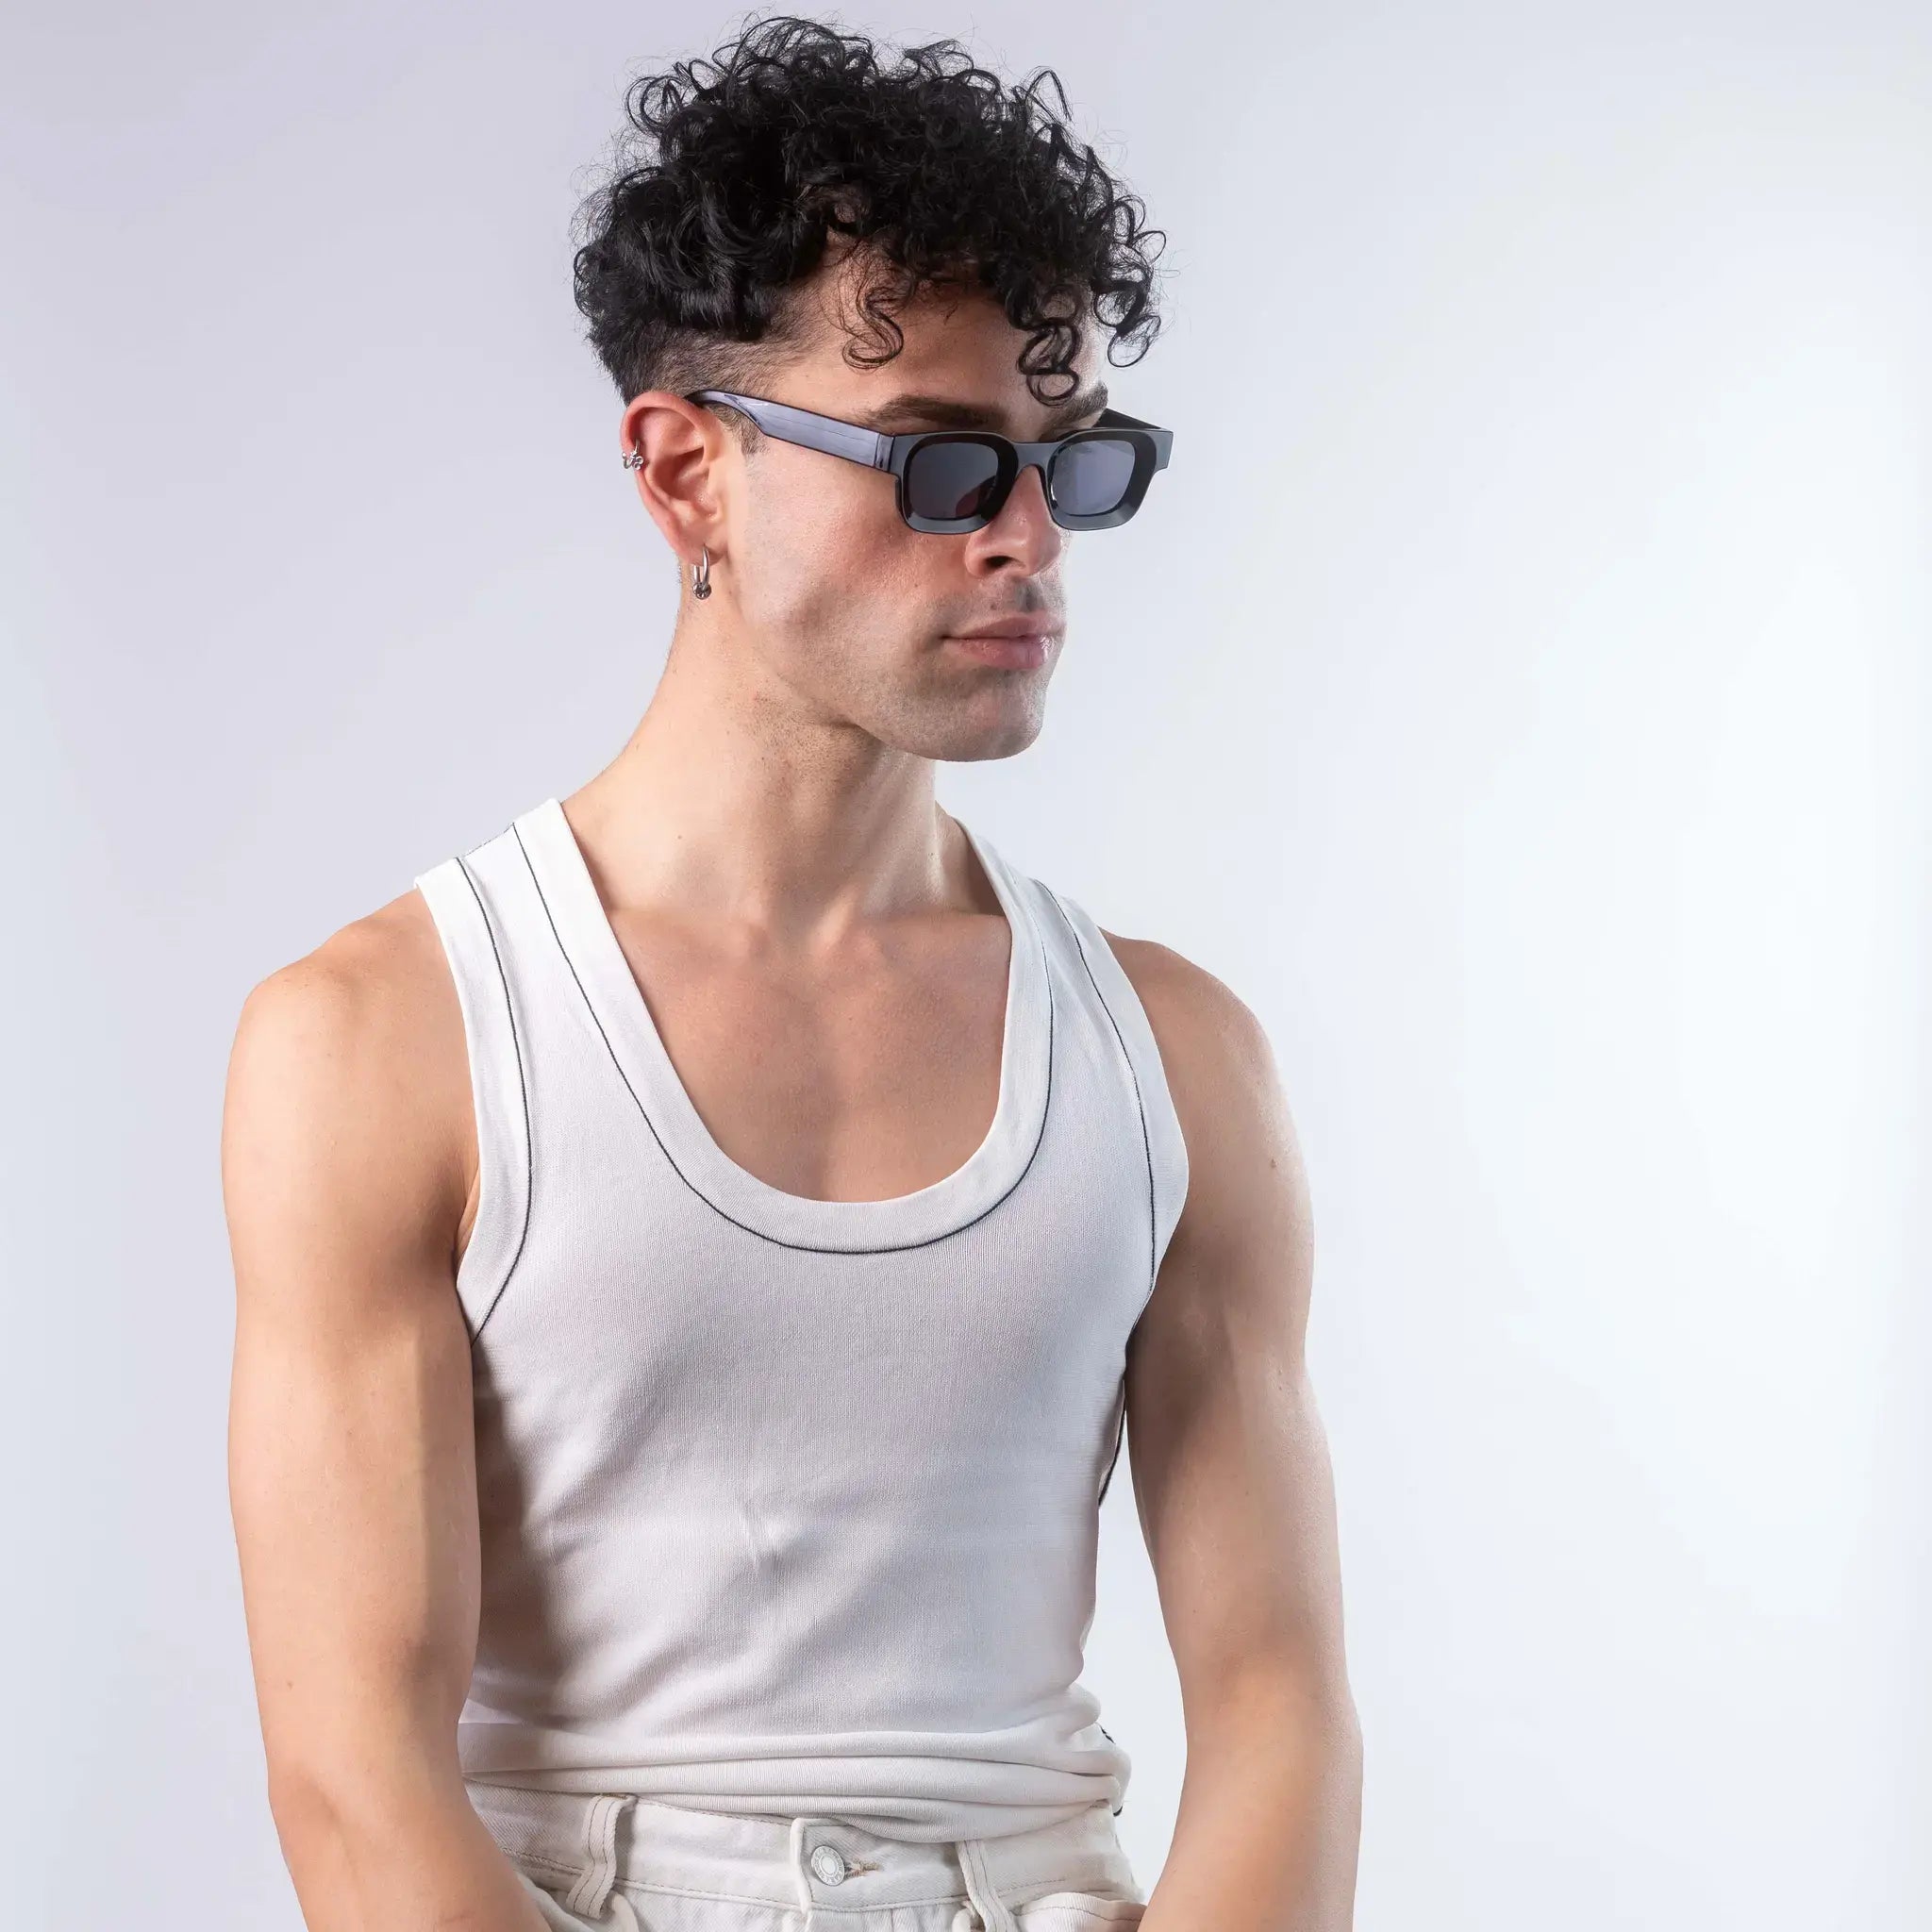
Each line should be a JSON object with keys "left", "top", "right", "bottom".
{"left": 569, "top": 12, "right": 1167, "bottom": 440}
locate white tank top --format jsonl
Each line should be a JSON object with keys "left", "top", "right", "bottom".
{"left": 411, "top": 795, "right": 1189, "bottom": 1842}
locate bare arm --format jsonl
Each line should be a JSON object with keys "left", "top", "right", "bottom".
{"left": 1107, "top": 934, "right": 1362, "bottom": 1932}
{"left": 222, "top": 892, "right": 549, "bottom": 1932}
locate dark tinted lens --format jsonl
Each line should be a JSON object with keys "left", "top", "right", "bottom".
{"left": 905, "top": 440, "right": 1004, "bottom": 521}
{"left": 1050, "top": 437, "right": 1137, "bottom": 515}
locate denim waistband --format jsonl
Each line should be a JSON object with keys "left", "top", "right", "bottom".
{"left": 464, "top": 1780, "right": 1142, "bottom": 1930}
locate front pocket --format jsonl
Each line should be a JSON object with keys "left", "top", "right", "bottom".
{"left": 1012, "top": 1890, "right": 1148, "bottom": 1928}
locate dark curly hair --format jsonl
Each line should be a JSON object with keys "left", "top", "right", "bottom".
{"left": 569, "top": 11, "right": 1168, "bottom": 442}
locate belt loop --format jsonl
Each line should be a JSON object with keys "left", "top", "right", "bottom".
{"left": 958, "top": 1837, "right": 1021, "bottom": 1932}
{"left": 563, "top": 1791, "right": 637, "bottom": 1921}
{"left": 789, "top": 1815, "right": 818, "bottom": 1929}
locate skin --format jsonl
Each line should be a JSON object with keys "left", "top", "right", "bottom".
{"left": 224, "top": 238, "right": 1361, "bottom": 1932}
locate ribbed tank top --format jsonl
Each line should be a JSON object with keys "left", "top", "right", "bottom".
{"left": 411, "top": 796, "right": 1189, "bottom": 1842}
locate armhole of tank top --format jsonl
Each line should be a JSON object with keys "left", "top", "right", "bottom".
{"left": 1036, "top": 882, "right": 1191, "bottom": 1316}
{"left": 411, "top": 852, "right": 532, "bottom": 1346}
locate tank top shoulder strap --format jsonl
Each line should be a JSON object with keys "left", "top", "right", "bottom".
{"left": 413, "top": 824, "right": 535, "bottom": 1341}
{"left": 1016, "top": 871, "right": 1191, "bottom": 1293}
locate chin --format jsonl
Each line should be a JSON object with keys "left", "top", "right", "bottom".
{"left": 877, "top": 698, "right": 1047, "bottom": 763}
{"left": 941, "top": 708, "right": 1048, "bottom": 762}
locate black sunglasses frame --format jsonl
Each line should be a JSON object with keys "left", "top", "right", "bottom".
{"left": 680, "top": 388, "right": 1174, "bottom": 533}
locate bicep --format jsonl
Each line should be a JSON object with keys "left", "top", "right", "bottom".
{"left": 223, "top": 943, "right": 479, "bottom": 1818}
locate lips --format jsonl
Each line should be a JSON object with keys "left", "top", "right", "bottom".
{"left": 945, "top": 628, "right": 1055, "bottom": 668}
{"left": 947, "top": 608, "right": 1062, "bottom": 640}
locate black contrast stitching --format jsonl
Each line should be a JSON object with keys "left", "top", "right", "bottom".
{"left": 1041, "top": 886, "right": 1157, "bottom": 1507}
{"left": 511, "top": 819, "right": 1054, "bottom": 1256}
{"left": 454, "top": 850, "right": 533, "bottom": 1345}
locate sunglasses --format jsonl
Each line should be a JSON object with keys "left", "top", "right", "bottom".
{"left": 654, "top": 387, "right": 1173, "bottom": 534}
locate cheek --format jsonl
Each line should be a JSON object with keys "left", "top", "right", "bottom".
{"left": 741, "top": 465, "right": 930, "bottom": 640}
{"left": 747, "top": 448, "right": 893, "bottom": 550}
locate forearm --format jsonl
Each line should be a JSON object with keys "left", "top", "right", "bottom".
{"left": 271, "top": 1759, "right": 551, "bottom": 1932}
{"left": 1141, "top": 1674, "right": 1363, "bottom": 1932}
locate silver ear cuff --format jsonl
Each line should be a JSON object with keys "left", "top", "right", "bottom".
{"left": 623, "top": 443, "right": 643, "bottom": 470}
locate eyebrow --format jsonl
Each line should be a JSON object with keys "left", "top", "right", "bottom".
{"left": 850, "top": 380, "right": 1110, "bottom": 437}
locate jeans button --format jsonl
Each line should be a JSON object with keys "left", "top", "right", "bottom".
{"left": 809, "top": 1844, "right": 848, "bottom": 1885}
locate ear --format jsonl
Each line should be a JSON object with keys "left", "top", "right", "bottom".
{"left": 617, "top": 391, "right": 728, "bottom": 575}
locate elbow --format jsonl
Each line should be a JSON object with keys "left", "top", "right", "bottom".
{"left": 265, "top": 1752, "right": 374, "bottom": 1860}
{"left": 262, "top": 1734, "right": 464, "bottom": 1855}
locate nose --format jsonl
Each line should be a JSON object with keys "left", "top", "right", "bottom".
{"left": 974, "top": 459, "right": 1066, "bottom": 559}
{"left": 965, "top": 461, "right": 1062, "bottom": 575}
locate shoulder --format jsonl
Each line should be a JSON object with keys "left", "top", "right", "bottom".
{"left": 1019, "top": 874, "right": 1287, "bottom": 1164}
{"left": 1095, "top": 926, "right": 1309, "bottom": 1272}
{"left": 223, "top": 885, "right": 473, "bottom": 1296}
{"left": 1096, "top": 929, "right": 1282, "bottom": 1123}
{"left": 228, "top": 884, "right": 457, "bottom": 1100}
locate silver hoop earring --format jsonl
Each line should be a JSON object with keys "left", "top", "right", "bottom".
{"left": 691, "top": 545, "right": 713, "bottom": 600}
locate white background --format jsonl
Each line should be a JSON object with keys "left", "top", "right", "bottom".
{"left": 3, "top": 4, "right": 1924, "bottom": 1926}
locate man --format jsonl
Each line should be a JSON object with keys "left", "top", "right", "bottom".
{"left": 223, "top": 17, "right": 1360, "bottom": 1932}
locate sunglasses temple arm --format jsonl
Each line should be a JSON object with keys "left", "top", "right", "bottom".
{"left": 743, "top": 394, "right": 891, "bottom": 470}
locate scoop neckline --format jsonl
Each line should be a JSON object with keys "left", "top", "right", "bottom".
{"left": 510, "top": 794, "right": 1053, "bottom": 1252}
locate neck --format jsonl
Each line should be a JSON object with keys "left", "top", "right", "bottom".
{"left": 558, "top": 614, "right": 974, "bottom": 944}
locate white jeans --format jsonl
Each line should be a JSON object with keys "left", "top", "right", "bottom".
{"left": 464, "top": 1782, "right": 1148, "bottom": 1932}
